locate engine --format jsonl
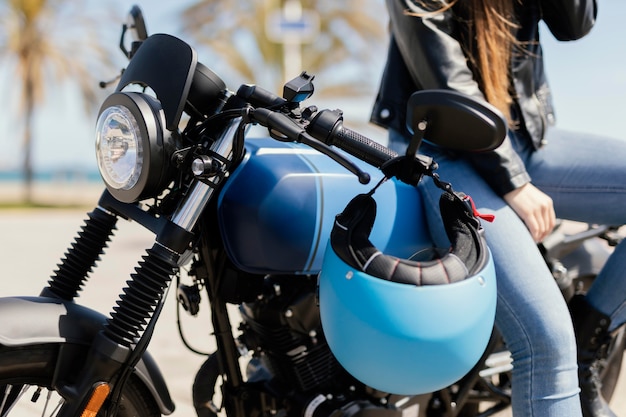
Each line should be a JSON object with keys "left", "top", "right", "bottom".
{"left": 238, "top": 276, "right": 347, "bottom": 394}
{"left": 186, "top": 273, "right": 428, "bottom": 417}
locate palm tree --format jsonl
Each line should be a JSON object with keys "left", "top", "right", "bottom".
{"left": 180, "top": 0, "right": 387, "bottom": 100}
{"left": 0, "top": 0, "right": 115, "bottom": 203}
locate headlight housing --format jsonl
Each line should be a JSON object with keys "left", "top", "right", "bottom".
{"left": 95, "top": 92, "right": 174, "bottom": 203}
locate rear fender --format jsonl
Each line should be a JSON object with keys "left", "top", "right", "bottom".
{"left": 0, "top": 296, "right": 175, "bottom": 415}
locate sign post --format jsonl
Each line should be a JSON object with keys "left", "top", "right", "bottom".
{"left": 265, "top": 0, "right": 320, "bottom": 84}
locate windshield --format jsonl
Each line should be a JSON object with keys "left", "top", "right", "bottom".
{"left": 116, "top": 33, "right": 197, "bottom": 131}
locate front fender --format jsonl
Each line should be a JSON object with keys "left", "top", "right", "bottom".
{"left": 0, "top": 296, "right": 175, "bottom": 415}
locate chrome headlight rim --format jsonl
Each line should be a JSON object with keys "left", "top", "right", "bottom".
{"left": 95, "top": 104, "right": 144, "bottom": 191}
{"left": 95, "top": 92, "right": 169, "bottom": 203}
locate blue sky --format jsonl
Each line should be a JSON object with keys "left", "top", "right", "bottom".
{"left": 0, "top": 0, "right": 624, "bottom": 173}
{"left": 539, "top": 0, "right": 626, "bottom": 139}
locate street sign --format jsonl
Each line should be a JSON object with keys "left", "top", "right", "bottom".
{"left": 265, "top": 9, "right": 320, "bottom": 44}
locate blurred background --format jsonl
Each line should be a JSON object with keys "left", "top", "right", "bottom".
{"left": 0, "top": 0, "right": 625, "bottom": 207}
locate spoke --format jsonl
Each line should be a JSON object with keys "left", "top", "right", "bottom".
{"left": 0, "top": 386, "right": 9, "bottom": 415}
{"left": 1, "top": 384, "right": 30, "bottom": 416}
{"left": 49, "top": 398, "right": 63, "bottom": 417}
{"left": 0, "top": 386, "right": 9, "bottom": 414}
{"left": 0, "top": 385, "right": 65, "bottom": 417}
{"left": 41, "top": 389, "right": 64, "bottom": 417}
{"left": 41, "top": 390, "right": 52, "bottom": 417}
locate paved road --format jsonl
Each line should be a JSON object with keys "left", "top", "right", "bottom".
{"left": 0, "top": 208, "right": 209, "bottom": 416}
{"left": 0, "top": 208, "right": 624, "bottom": 416}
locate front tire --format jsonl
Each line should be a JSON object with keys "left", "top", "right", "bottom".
{"left": 0, "top": 344, "right": 160, "bottom": 417}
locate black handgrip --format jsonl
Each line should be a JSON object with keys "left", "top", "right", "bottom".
{"left": 306, "top": 108, "right": 397, "bottom": 168}
{"left": 333, "top": 126, "right": 397, "bottom": 168}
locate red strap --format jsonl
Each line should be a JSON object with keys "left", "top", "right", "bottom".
{"left": 465, "top": 195, "right": 495, "bottom": 223}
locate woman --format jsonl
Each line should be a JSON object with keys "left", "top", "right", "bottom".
{"left": 370, "top": 1, "right": 626, "bottom": 416}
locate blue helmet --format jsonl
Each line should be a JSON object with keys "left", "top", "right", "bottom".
{"left": 318, "top": 190, "right": 496, "bottom": 395}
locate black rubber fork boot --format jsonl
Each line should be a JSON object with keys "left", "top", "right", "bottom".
{"left": 569, "top": 294, "right": 617, "bottom": 417}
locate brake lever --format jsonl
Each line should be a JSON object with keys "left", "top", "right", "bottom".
{"left": 299, "top": 134, "right": 371, "bottom": 184}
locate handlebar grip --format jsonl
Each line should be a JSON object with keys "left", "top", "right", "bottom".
{"left": 306, "top": 108, "right": 397, "bottom": 168}
{"left": 333, "top": 126, "right": 397, "bottom": 168}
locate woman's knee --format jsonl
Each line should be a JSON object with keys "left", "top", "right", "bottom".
{"left": 497, "top": 293, "right": 576, "bottom": 366}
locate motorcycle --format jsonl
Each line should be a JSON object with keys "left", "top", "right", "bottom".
{"left": 0, "top": 5, "right": 623, "bottom": 417}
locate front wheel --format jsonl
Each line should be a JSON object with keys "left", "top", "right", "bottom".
{"left": 0, "top": 344, "right": 160, "bottom": 417}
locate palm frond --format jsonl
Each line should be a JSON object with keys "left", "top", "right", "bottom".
{"left": 180, "top": 0, "right": 388, "bottom": 97}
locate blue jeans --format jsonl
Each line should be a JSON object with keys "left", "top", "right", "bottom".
{"left": 388, "top": 128, "right": 626, "bottom": 417}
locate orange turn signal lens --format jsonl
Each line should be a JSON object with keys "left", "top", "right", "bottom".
{"left": 80, "top": 382, "right": 111, "bottom": 417}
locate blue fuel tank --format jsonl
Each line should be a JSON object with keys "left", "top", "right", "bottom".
{"left": 217, "top": 138, "right": 432, "bottom": 275}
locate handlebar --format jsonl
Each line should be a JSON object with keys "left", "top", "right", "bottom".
{"left": 237, "top": 84, "right": 397, "bottom": 180}
{"left": 115, "top": 20, "right": 400, "bottom": 185}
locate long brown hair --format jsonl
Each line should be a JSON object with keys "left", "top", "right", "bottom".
{"left": 409, "top": 0, "right": 518, "bottom": 122}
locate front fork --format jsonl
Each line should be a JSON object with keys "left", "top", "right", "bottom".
{"left": 46, "top": 121, "right": 244, "bottom": 416}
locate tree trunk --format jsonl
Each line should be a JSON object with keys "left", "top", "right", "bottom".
{"left": 22, "top": 75, "right": 35, "bottom": 204}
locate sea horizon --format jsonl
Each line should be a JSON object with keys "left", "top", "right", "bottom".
{"left": 0, "top": 168, "right": 102, "bottom": 184}
{"left": 0, "top": 169, "right": 104, "bottom": 206}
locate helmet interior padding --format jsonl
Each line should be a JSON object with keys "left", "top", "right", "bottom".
{"left": 330, "top": 191, "right": 489, "bottom": 286}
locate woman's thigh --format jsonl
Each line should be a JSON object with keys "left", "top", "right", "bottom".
{"left": 416, "top": 150, "right": 573, "bottom": 343}
{"left": 533, "top": 130, "right": 626, "bottom": 327}
{"left": 525, "top": 129, "right": 626, "bottom": 225}
{"left": 417, "top": 153, "right": 579, "bottom": 408}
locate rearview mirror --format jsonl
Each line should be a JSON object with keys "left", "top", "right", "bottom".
{"left": 406, "top": 90, "right": 506, "bottom": 153}
{"left": 120, "top": 5, "right": 149, "bottom": 59}
{"left": 127, "top": 5, "right": 148, "bottom": 41}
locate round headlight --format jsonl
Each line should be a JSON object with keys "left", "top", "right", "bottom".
{"left": 95, "top": 105, "right": 143, "bottom": 191}
{"left": 95, "top": 92, "right": 173, "bottom": 203}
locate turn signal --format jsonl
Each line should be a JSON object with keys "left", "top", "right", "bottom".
{"left": 80, "top": 382, "right": 111, "bottom": 417}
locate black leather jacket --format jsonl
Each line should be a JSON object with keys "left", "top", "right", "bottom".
{"left": 371, "top": 0, "right": 597, "bottom": 196}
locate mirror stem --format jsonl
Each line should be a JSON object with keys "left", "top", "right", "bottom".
{"left": 406, "top": 119, "right": 427, "bottom": 158}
